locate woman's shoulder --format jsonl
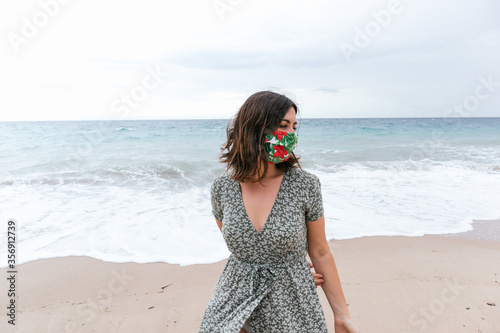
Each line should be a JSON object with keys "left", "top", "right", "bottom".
{"left": 211, "top": 173, "right": 233, "bottom": 188}
{"left": 287, "top": 167, "right": 321, "bottom": 186}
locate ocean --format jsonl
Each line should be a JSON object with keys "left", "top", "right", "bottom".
{"left": 1, "top": 118, "right": 499, "bottom": 267}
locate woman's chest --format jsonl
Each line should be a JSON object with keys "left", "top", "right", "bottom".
{"left": 220, "top": 185, "right": 308, "bottom": 254}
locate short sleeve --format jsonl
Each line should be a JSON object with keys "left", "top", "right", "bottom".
{"left": 210, "top": 178, "right": 224, "bottom": 221}
{"left": 305, "top": 174, "right": 324, "bottom": 222}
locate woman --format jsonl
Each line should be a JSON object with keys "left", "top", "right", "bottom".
{"left": 198, "top": 91, "right": 359, "bottom": 333}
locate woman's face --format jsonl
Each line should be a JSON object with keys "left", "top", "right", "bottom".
{"left": 277, "top": 107, "right": 297, "bottom": 134}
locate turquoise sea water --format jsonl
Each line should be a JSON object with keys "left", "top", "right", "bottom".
{"left": 1, "top": 118, "right": 499, "bottom": 266}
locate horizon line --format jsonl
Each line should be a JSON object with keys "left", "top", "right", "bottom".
{"left": 1, "top": 116, "right": 500, "bottom": 122}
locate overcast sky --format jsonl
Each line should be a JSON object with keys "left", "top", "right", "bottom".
{"left": 1, "top": 0, "right": 499, "bottom": 121}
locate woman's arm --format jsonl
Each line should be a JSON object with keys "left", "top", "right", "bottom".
{"left": 215, "top": 218, "right": 223, "bottom": 232}
{"left": 307, "top": 215, "right": 359, "bottom": 332}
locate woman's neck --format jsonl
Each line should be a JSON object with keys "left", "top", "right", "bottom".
{"left": 265, "top": 163, "right": 283, "bottom": 178}
{"left": 245, "top": 162, "right": 283, "bottom": 183}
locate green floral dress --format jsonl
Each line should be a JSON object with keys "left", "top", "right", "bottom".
{"left": 198, "top": 167, "right": 329, "bottom": 333}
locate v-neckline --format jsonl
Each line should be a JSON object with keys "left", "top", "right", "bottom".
{"left": 237, "top": 169, "right": 288, "bottom": 235}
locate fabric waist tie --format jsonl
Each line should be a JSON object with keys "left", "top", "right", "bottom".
{"left": 230, "top": 253, "right": 305, "bottom": 293}
{"left": 216, "top": 253, "right": 306, "bottom": 332}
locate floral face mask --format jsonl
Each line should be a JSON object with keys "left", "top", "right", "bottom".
{"left": 264, "top": 130, "right": 298, "bottom": 164}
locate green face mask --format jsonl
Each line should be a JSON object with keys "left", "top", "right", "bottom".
{"left": 264, "top": 130, "right": 298, "bottom": 164}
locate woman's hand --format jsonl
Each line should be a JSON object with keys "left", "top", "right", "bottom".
{"left": 308, "top": 262, "right": 324, "bottom": 288}
{"left": 309, "top": 262, "right": 358, "bottom": 332}
{"left": 334, "top": 316, "right": 359, "bottom": 333}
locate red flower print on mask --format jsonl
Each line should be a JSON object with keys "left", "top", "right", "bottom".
{"left": 272, "top": 130, "right": 288, "bottom": 141}
{"left": 273, "top": 145, "right": 288, "bottom": 159}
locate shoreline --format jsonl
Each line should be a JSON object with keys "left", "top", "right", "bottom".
{"left": 1, "top": 232, "right": 499, "bottom": 332}
{"left": 440, "top": 219, "right": 500, "bottom": 242}
{"left": 4, "top": 218, "right": 499, "bottom": 271}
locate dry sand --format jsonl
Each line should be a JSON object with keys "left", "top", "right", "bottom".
{"left": 1, "top": 233, "right": 499, "bottom": 333}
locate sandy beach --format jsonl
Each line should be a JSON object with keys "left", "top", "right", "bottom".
{"left": 1, "top": 223, "right": 499, "bottom": 333}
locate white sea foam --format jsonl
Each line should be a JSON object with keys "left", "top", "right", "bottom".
{"left": 1, "top": 159, "right": 499, "bottom": 267}
{"left": 311, "top": 161, "right": 500, "bottom": 240}
{"left": 1, "top": 118, "right": 499, "bottom": 267}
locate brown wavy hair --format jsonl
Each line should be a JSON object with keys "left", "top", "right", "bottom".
{"left": 220, "top": 91, "right": 301, "bottom": 183}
